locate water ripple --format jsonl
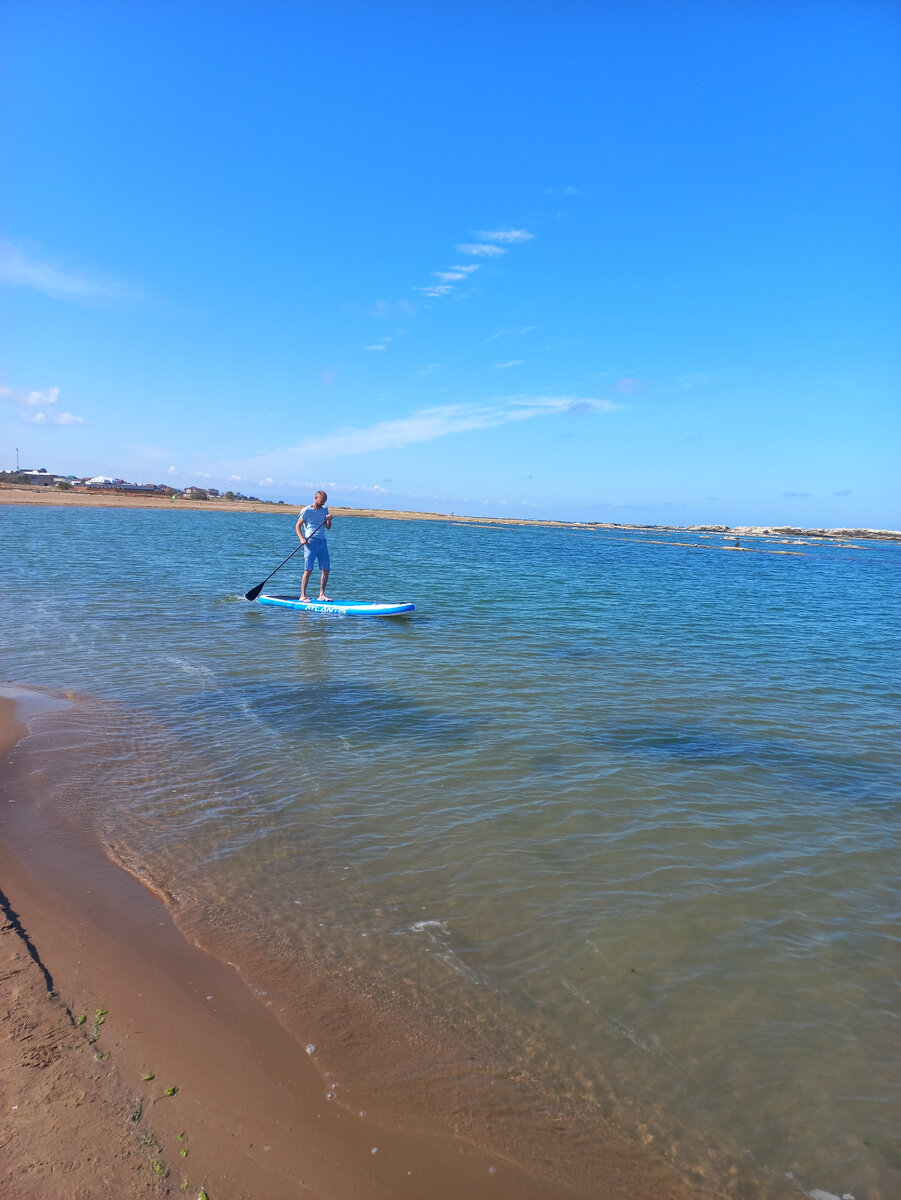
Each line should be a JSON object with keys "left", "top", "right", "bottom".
{"left": 3, "top": 506, "right": 899, "bottom": 1199}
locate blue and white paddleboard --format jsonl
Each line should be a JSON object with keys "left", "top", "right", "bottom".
{"left": 257, "top": 594, "right": 414, "bottom": 617}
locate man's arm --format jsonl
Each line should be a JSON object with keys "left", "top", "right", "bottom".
{"left": 295, "top": 513, "right": 308, "bottom": 545}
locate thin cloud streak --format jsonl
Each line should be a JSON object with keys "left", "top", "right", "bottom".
{"left": 233, "top": 395, "right": 622, "bottom": 474}
{"left": 0, "top": 239, "right": 138, "bottom": 303}
{"left": 477, "top": 229, "right": 534, "bottom": 243}
{"left": 455, "top": 243, "right": 506, "bottom": 257}
{"left": 484, "top": 325, "right": 537, "bottom": 343}
{"left": 414, "top": 284, "right": 454, "bottom": 297}
{"left": 407, "top": 227, "right": 530, "bottom": 306}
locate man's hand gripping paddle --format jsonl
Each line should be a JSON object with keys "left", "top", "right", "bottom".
{"left": 244, "top": 518, "right": 329, "bottom": 601}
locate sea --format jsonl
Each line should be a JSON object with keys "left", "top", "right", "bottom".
{"left": 2, "top": 504, "right": 898, "bottom": 1199}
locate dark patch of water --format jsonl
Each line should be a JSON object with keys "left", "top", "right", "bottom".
{"left": 181, "top": 681, "right": 473, "bottom": 749}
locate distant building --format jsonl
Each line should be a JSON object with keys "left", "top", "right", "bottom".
{"left": 77, "top": 476, "right": 168, "bottom": 496}
{"left": 183, "top": 486, "right": 208, "bottom": 498}
{"left": 20, "top": 468, "right": 58, "bottom": 486}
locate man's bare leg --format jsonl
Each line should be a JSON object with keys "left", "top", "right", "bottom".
{"left": 318, "top": 569, "right": 332, "bottom": 601}
{"left": 300, "top": 568, "right": 312, "bottom": 601}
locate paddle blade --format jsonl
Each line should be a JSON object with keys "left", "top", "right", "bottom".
{"left": 244, "top": 543, "right": 302, "bottom": 601}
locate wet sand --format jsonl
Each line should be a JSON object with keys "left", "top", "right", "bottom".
{"left": 0, "top": 687, "right": 696, "bottom": 1200}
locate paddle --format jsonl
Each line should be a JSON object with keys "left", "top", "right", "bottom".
{"left": 244, "top": 518, "right": 329, "bottom": 602}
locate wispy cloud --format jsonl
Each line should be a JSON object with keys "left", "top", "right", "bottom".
{"left": 236, "top": 394, "right": 621, "bottom": 471}
{"left": 476, "top": 229, "right": 535, "bottom": 243}
{"left": 414, "top": 284, "right": 454, "bottom": 298}
{"left": 23, "top": 410, "right": 85, "bottom": 425}
{"left": 329, "top": 481, "right": 390, "bottom": 495}
{"left": 782, "top": 491, "right": 811, "bottom": 498}
{"left": 615, "top": 377, "right": 643, "bottom": 394}
{"left": 405, "top": 226, "right": 529, "bottom": 308}
{"left": 285, "top": 479, "right": 392, "bottom": 496}
{"left": 543, "top": 186, "right": 583, "bottom": 196}
{"left": 485, "top": 325, "right": 537, "bottom": 343}
{"left": 511, "top": 394, "right": 621, "bottom": 415}
{"left": 455, "top": 243, "right": 507, "bottom": 257}
{"left": 365, "top": 336, "right": 392, "bottom": 351}
{"left": 495, "top": 360, "right": 524, "bottom": 369}
{"left": 0, "top": 238, "right": 137, "bottom": 304}
{"left": 0, "top": 382, "right": 85, "bottom": 425}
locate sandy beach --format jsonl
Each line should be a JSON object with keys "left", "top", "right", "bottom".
{"left": 3, "top": 484, "right": 897, "bottom": 545}
{"left": 0, "top": 484, "right": 523, "bottom": 525}
{"left": 0, "top": 687, "right": 696, "bottom": 1200}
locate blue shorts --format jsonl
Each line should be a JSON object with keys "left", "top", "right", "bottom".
{"left": 303, "top": 538, "right": 330, "bottom": 571}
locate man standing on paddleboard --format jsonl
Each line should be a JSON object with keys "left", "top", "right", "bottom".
{"left": 295, "top": 490, "right": 333, "bottom": 602}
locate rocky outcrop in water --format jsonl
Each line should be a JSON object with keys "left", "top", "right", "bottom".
{"left": 595, "top": 523, "right": 901, "bottom": 543}
{"left": 726, "top": 527, "right": 901, "bottom": 542}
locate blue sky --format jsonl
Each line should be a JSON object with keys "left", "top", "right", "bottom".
{"left": 2, "top": 0, "right": 899, "bottom": 526}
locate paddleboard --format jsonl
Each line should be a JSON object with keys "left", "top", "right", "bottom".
{"left": 257, "top": 594, "right": 414, "bottom": 617}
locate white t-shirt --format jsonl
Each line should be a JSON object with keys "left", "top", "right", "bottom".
{"left": 300, "top": 505, "right": 329, "bottom": 540}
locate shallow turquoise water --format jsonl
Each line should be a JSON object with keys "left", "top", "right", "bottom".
{"left": 2, "top": 505, "right": 899, "bottom": 1198}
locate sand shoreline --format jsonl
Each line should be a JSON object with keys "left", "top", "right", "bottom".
{"left": 0, "top": 685, "right": 697, "bottom": 1200}
{"left": 3, "top": 484, "right": 898, "bottom": 542}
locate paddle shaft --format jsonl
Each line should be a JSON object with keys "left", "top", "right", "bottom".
{"left": 244, "top": 517, "right": 330, "bottom": 601}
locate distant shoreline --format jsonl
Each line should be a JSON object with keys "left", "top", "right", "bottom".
{"left": 1, "top": 484, "right": 898, "bottom": 542}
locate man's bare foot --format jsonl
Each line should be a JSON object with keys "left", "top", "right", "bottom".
{"left": 299, "top": 596, "right": 309, "bottom": 602}
{"left": 318, "top": 594, "right": 332, "bottom": 602}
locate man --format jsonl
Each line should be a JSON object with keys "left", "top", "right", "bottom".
{"left": 295, "top": 490, "right": 333, "bottom": 601}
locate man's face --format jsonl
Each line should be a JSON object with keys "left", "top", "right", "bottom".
{"left": 313, "top": 493, "right": 326, "bottom": 507}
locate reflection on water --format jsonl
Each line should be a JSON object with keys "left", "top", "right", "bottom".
{"left": 2, "top": 504, "right": 900, "bottom": 1199}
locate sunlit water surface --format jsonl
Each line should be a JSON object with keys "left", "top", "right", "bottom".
{"left": 2, "top": 505, "right": 898, "bottom": 1198}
